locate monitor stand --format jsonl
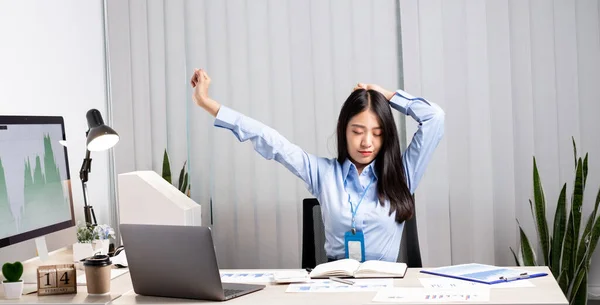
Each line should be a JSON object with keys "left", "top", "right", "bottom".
{"left": 20, "top": 243, "right": 73, "bottom": 288}
{"left": 19, "top": 237, "right": 50, "bottom": 288}
{"left": 34, "top": 236, "right": 50, "bottom": 262}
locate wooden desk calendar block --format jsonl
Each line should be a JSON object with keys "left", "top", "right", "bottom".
{"left": 37, "top": 264, "right": 77, "bottom": 296}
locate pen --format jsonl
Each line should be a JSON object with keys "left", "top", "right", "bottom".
{"left": 499, "top": 273, "right": 529, "bottom": 281}
{"left": 329, "top": 276, "right": 355, "bottom": 285}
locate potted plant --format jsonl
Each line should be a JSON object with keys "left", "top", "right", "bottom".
{"left": 2, "top": 261, "right": 23, "bottom": 299}
{"left": 162, "top": 149, "right": 190, "bottom": 197}
{"left": 512, "top": 139, "right": 600, "bottom": 305}
{"left": 73, "top": 222, "right": 115, "bottom": 261}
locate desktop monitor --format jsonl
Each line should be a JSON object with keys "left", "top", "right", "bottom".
{"left": 0, "top": 115, "right": 75, "bottom": 262}
{"left": 118, "top": 171, "right": 201, "bottom": 226}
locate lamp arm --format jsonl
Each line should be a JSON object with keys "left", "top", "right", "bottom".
{"left": 79, "top": 149, "right": 97, "bottom": 226}
{"left": 79, "top": 149, "right": 91, "bottom": 184}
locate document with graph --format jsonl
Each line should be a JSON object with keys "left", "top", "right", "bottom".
{"left": 420, "top": 263, "right": 547, "bottom": 285}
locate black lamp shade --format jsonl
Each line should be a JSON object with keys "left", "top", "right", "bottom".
{"left": 86, "top": 109, "right": 119, "bottom": 151}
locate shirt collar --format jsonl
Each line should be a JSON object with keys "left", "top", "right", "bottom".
{"left": 342, "top": 158, "right": 378, "bottom": 183}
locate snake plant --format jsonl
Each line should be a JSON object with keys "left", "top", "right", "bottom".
{"left": 511, "top": 138, "right": 600, "bottom": 305}
{"left": 162, "top": 149, "right": 190, "bottom": 197}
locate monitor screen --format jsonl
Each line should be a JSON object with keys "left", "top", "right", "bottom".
{"left": 0, "top": 116, "right": 75, "bottom": 248}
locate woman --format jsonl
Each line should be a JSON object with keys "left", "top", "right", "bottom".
{"left": 190, "top": 69, "right": 444, "bottom": 262}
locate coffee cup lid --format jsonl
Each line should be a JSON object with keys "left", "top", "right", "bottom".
{"left": 83, "top": 254, "right": 112, "bottom": 267}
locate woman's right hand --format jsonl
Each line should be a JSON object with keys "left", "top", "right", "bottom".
{"left": 191, "top": 68, "right": 211, "bottom": 107}
{"left": 190, "top": 68, "right": 220, "bottom": 117}
{"left": 354, "top": 83, "right": 395, "bottom": 100}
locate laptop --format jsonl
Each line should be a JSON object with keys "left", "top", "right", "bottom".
{"left": 119, "top": 224, "right": 265, "bottom": 301}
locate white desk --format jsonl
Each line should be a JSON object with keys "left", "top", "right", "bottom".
{"left": 2, "top": 248, "right": 568, "bottom": 305}
{"left": 111, "top": 268, "right": 568, "bottom": 305}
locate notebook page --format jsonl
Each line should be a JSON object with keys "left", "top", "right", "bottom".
{"left": 354, "top": 261, "right": 408, "bottom": 278}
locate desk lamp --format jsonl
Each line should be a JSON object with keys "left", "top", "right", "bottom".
{"left": 79, "top": 109, "right": 119, "bottom": 227}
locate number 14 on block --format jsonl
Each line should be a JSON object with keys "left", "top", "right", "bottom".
{"left": 37, "top": 264, "right": 77, "bottom": 296}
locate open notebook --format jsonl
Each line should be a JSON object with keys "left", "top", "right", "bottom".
{"left": 309, "top": 259, "right": 408, "bottom": 278}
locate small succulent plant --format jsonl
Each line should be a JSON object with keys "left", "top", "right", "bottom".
{"left": 2, "top": 262, "right": 23, "bottom": 283}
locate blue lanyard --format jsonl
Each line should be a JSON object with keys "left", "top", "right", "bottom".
{"left": 346, "top": 177, "right": 375, "bottom": 231}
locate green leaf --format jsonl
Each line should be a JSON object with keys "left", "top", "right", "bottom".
{"left": 562, "top": 210, "right": 575, "bottom": 279}
{"left": 529, "top": 199, "right": 535, "bottom": 224}
{"left": 568, "top": 265, "right": 587, "bottom": 304}
{"left": 551, "top": 184, "right": 567, "bottom": 278}
{"left": 571, "top": 158, "right": 584, "bottom": 267}
{"left": 509, "top": 247, "right": 520, "bottom": 266}
{"left": 575, "top": 219, "right": 592, "bottom": 274}
{"left": 178, "top": 161, "right": 187, "bottom": 190}
{"left": 517, "top": 222, "right": 536, "bottom": 266}
{"left": 533, "top": 157, "right": 550, "bottom": 265}
{"left": 583, "top": 153, "right": 588, "bottom": 186}
{"left": 570, "top": 276, "right": 587, "bottom": 305}
{"left": 572, "top": 136, "right": 577, "bottom": 169}
{"left": 162, "top": 149, "right": 171, "bottom": 184}
{"left": 594, "top": 187, "right": 600, "bottom": 222}
{"left": 586, "top": 209, "right": 600, "bottom": 267}
{"left": 557, "top": 268, "right": 569, "bottom": 296}
{"left": 180, "top": 173, "right": 189, "bottom": 194}
{"left": 576, "top": 188, "right": 599, "bottom": 270}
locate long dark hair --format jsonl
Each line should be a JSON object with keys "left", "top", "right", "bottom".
{"left": 337, "top": 89, "right": 414, "bottom": 223}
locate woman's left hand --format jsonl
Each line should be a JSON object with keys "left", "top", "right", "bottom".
{"left": 353, "top": 83, "right": 395, "bottom": 100}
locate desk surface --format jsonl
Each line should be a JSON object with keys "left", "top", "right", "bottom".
{"left": 1, "top": 248, "right": 568, "bottom": 305}
{"left": 112, "top": 268, "right": 568, "bottom": 305}
{"left": 0, "top": 248, "right": 130, "bottom": 305}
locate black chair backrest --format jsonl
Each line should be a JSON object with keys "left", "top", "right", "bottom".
{"left": 302, "top": 198, "right": 326, "bottom": 269}
{"left": 398, "top": 209, "right": 423, "bottom": 267}
{"left": 301, "top": 198, "right": 422, "bottom": 269}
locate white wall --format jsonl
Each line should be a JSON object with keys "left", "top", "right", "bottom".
{"left": 0, "top": 0, "right": 110, "bottom": 261}
{"left": 400, "top": 0, "right": 600, "bottom": 294}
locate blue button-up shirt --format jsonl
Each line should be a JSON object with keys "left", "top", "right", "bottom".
{"left": 215, "top": 89, "right": 444, "bottom": 262}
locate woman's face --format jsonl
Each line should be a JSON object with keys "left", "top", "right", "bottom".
{"left": 345, "top": 109, "right": 382, "bottom": 170}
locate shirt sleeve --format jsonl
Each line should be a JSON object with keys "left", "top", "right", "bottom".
{"left": 214, "top": 105, "right": 322, "bottom": 196}
{"left": 389, "top": 89, "right": 445, "bottom": 194}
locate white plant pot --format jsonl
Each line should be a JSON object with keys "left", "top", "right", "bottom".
{"left": 92, "top": 239, "right": 110, "bottom": 255}
{"left": 73, "top": 240, "right": 109, "bottom": 261}
{"left": 73, "top": 242, "right": 94, "bottom": 261}
{"left": 2, "top": 281, "right": 23, "bottom": 299}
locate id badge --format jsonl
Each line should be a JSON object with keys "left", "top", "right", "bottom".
{"left": 344, "top": 230, "right": 365, "bottom": 262}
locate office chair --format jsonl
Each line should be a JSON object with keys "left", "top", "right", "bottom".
{"left": 301, "top": 198, "right": 422, "bottom": 269}
{"left": 301, "top": 198, "right": 327, "bottom": 269}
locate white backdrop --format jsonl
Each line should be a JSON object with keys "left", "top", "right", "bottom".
{"left": 400, "top": 0, "right": 600, "bottom": 293}
{"left": 106, "top": 0, "right": 404, "bottom": 269}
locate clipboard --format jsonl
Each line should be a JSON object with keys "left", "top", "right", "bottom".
{"left": 420, "top": 263, "right": 547, "bottom": 285}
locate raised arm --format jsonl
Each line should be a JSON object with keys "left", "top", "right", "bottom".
{"left": 191, "top": 69, "right": 322, "bottom": 195}
{"left": 354, "top": 83, "right": 444, "bottom": 193}
{"left": 389, "top": 89, "right": 444, "bottom": 194}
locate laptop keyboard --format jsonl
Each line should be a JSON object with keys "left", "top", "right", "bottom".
{"left": 224, "top": 289, "right": 244, "bottom": 297}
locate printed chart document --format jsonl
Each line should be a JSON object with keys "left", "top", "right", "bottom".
{"left": 421, "top": 263, "right": 547, "bottom": 285}
{"left": 220, "top": 271, "right": 273, "bottom": 283}
{"left": 372, "top": 287, "right": 490, "bottom": 303}
{"left": 286, "top": 278, "right": 393, "bottom": 293}
{"left": 419, "top": 277, "right": 534, "bottom": 289}
{"left": 309, "top": 259, "right": 407, "bottom": 278}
